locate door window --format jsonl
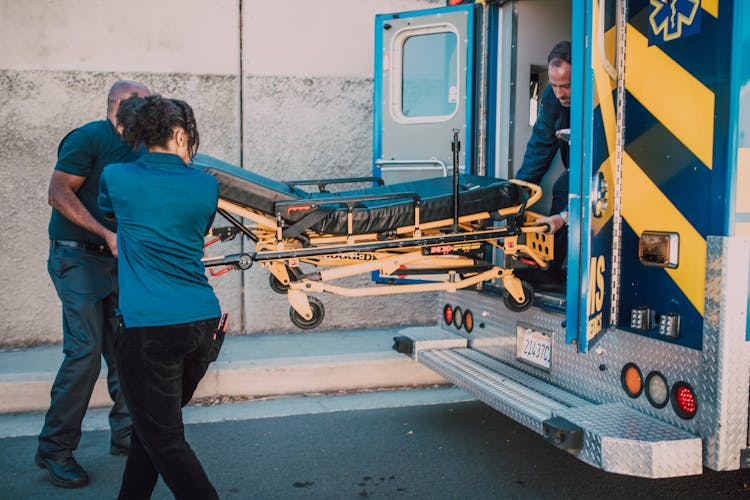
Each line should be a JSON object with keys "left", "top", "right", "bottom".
{"left": 391, "top": 25, "right": 459, "bottom": 123}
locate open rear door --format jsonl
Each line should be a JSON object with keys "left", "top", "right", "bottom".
{"left": 566, "top": 0, "right": 618, "bottom": 352}
{"left": 374, "top": 4, "right": 476, "bottom": 184}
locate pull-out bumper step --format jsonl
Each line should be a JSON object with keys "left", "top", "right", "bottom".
{"left": 394, "top": 327, "right": 702, "bottom": 478}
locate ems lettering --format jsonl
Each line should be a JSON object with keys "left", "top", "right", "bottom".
{"left": 587, "top": 255, "right": 606, "bottom": 337}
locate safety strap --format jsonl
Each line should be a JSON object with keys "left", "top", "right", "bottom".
{"left": 282, "top": 206, "right": 335, "bottom": 239}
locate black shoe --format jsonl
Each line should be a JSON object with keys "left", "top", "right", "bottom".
{"left": 110, "top": 443, "right": 129, "bottom": 456}
{"left": 35, "top": 452, "right": 89, "bottom": 488}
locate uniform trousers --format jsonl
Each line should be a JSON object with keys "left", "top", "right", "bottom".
{"left": 116, "top": 317, "right": 221, "bottom": 500}
{"left": 39, "top": 245, "right": 130, "bottom": 458}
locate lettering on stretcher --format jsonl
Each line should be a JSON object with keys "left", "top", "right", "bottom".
{"left": 321, "top": 253, "right": 377, "bottom": 261}
{"left": 425, "top": 242, "right": 483, "bottom": 255}
{"left": 287, "top": 205, "right": 313, "bottom": 215}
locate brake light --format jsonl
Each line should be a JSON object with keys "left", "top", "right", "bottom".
{"left": 671, "top": 382, "right": 697, "bottom": 419}
{"left": 443, "top": 304, "right": 454, "bottom": 325}
{"left": 621, "top": 363, "right": 643, "bottom": 398}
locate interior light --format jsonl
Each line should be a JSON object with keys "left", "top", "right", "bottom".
{"left": 443, "top": 304, "right": 453, "bottom": 325}
{"left": 671, "top": 382, "right": 697, "bottom": 419}
{"left": 645, "top": 372, "right": 669, "bottom": 409}
{"left": 621, "top": 363, "right": 643, "bottom": 398}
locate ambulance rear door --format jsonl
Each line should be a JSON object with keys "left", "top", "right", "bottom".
{"left": 373, "top": 4, "right": 477, "bottom": 184}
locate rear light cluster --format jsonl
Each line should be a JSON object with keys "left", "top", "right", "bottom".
{"left": 620, "top": 363, "right": 697, "bottom": 419}
{"left": 443, "top": 304, "right": 474, "bottom": 333}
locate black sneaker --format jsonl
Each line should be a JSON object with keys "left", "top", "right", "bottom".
{"left": 35, "top": 452, "right": 89, "bottom": 488}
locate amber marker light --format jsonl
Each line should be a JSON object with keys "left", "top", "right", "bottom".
{"left": 464, "top": 309, "right": 474, "bottom": 333}
{"left": 621, "top": 363, "right": 643, "bottom": 398}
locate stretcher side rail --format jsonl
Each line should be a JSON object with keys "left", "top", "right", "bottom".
{"left": 285, "top": 176, "right": 384, "bottom": 193}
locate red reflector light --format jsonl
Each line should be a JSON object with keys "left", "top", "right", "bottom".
{"left": 443, "top": 304, "right": 453, "bottom": 325}
{"left": 671, "top": 382, "right": 697, "bottom": 419}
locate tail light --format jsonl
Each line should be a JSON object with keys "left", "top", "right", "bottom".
{"left": 671, "top": 382, "right": 697, "bottom": 419}
{"left": 443, "top": 304, "right": 454, "bottom": 325}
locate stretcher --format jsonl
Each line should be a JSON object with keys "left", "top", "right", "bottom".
{"left": 194, "top": 153, "right": 553, "bottom": 329}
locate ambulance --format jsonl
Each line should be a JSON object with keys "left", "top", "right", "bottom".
{"left": 381, "top": 0, "right": 750, "bottom": 477}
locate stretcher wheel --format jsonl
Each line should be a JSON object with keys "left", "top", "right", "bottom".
{"left": 269, "top": 267, "right": 303, "bottom": 294}
{"left": 289, "top": 296, "right": 325, "bottom": 330}
{"left": 503, "top": 281, "right": 534, "bottom": 312}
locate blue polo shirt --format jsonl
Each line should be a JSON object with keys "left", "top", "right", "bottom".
{"left": 49, "top": 119, "right": 145, "bottom": 245}
{"left": 98, "top": 152, "right": 221, "bottom": 327}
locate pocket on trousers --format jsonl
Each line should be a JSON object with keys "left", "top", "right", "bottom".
{"left": 208, "top": 313, "right": 229, "bottom": 362}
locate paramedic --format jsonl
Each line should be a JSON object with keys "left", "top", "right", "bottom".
{"left": 37, "top": 80, "right": 151, "bottom": 489}
{"left": 515, "top": 40, "right": 571, "bottom": 288}
{"left": 99, "top": 95, "right": 222, "bottom": 500}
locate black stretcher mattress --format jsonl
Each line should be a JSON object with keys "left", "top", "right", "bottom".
{"left": 193, "top": 154, "right": 527, "bottom": 236}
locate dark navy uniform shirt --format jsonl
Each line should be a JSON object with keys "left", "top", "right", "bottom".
{"left": 98, "top": 152, "right": 221, "bottom": 327}
{"left": 516, "top": 84, "right": 570, "bottom": 185}
{"left": 48, "top": 119, "right": 144, "bottom": 245}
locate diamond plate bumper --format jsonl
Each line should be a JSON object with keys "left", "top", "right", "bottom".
{"left": 399, "top": 327, "right": 702, "bottom": 478}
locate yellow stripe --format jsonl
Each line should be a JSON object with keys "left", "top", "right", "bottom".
{"left": 622, "top": 153, "right": 705, "bottom": 315}
{"left": 625, "top": 24, "right": 715, "bottom": 169}
{"left": 589, "top": 0, "right": 617, "bottom": 237}
{"left": 702, "top": 0, "right": 718, "bottom": 18}
{"left": 738, "top": 148, "right": 750, "bottom": 212}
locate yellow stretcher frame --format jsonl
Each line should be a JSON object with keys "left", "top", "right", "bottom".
{"left": 203, "top": 179, "right": 552, "bottom": 329}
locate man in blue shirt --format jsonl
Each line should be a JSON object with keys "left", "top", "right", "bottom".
{"left": 100, "top": 95, "right": 222, "bottom": 500}
{"left": 37, "top": 80, "right": 150, "bottom": 489}
{"left": 516, "top": 41, "right": 571, "bottom": 289}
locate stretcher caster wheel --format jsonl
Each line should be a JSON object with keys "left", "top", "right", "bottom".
{"left": 269, "top": 267, "right": 303, "bottom": 294}
{"left": 503, "top": 281, "right": 534, "bottom": 312}
{"left": 289, "top": 296, "right": 325, "bottom": 330}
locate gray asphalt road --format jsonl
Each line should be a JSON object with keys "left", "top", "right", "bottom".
{"left": 4, "top": 400, "right": 750, "bottom": 499}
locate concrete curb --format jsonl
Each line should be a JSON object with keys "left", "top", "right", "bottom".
{"left": 0, "top": 328, "right": 446, "bottom": 414}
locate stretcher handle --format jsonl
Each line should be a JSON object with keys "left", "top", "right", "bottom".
{"left": 285, "top": 176, "right": 384, "bottom": 193}
{"left": 275, "top": 191, "right": 422, "bottom": 212}
{"left": 508, "top": 179, "right": 542, "bottom": 209}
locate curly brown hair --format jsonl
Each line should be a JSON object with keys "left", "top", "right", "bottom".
{"left": 117, "top": 95, "right": 200, "bottom": 160}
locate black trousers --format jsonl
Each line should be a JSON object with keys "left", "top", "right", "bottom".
{"left": 39, "top": 246, "right": 130, "bottom": 458}
{"left": 116, "top": 317, "right": 221, "bottom": 500}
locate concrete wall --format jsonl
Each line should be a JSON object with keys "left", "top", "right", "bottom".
{"left": 0, "top": 0, "right": 440, "bottom": 347}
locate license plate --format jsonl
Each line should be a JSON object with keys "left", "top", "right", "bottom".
{"left": 516, "top": 325, "right": 552, "bottom": 371}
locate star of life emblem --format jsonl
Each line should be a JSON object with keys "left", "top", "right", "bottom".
{"left": 649, "top": 0, "right": 701, "bottom": 44}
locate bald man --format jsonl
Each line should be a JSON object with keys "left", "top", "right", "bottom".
{"left": 36, "top": 80, "right": 150, "bottom": 489}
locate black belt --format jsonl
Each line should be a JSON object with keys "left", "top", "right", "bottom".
{"left": 50, "top": 240, "right": 111, "bottom": 255}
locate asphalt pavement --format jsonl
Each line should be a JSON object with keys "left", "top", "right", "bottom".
{"left": 3, "top": 390, "right": 750, "bottom": 499}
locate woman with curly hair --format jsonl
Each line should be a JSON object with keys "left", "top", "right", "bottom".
{"left": 99, "top": 95, "right": 222, "bottom": 500}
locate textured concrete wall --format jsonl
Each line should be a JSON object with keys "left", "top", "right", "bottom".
{"left": 0, "top": 0, "right": 438, "bottom": 346}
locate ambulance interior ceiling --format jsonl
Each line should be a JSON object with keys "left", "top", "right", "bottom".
{"left": 495, "top": 0, "right": 571, "bottom": 216}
